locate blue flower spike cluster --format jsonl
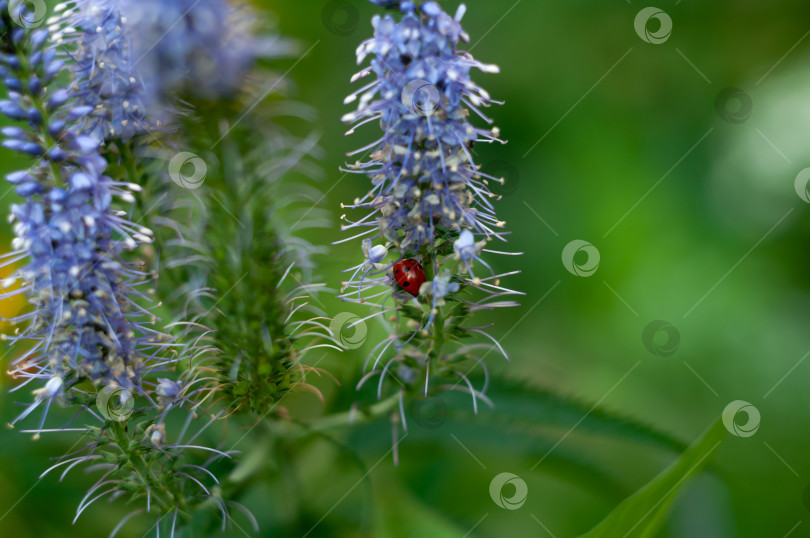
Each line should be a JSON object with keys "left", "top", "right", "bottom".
{"left": 0, "top": 2, "right": 164, "bottom": 431}
{"left": 52, "top": 0, "right": 151, "bottom": 140}
{"left": 50, "top": 0, "right": 271, "bottom": 141}
{"left": 340, "top": 1, "right": 522, "bottom": 426}
{"left": 0, "top": 2, "right": 263, "bottom": 535}
{"left": 119, "top": 0, "right": 268, "bottom": 102}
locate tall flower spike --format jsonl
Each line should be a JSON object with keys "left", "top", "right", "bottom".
{"left": 340, "top": 1, "right": 523, "bottom": 423}
{"left": 51, "top": 0, "right": 281, "bottom": 140}
{"left": 123, "top": 3, "right": 336, "bottom": 416}
{"left": 2, "top": 8, "right": 247, "bottom": 535}
{"left": 52, "top": 0, "right": 154, "bottom": 140}
{"left": 120, "top": 0, "right": 279, "bottom": 107}
{"left": 0, "top": 5, "right": 169, "bottom": 431}
{"left": 147, "top": 122, "right": 337, "bottom": 416}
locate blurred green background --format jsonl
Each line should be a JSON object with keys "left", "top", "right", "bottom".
{"left": 3, "top": 0, "right": 810, "bottom": 536}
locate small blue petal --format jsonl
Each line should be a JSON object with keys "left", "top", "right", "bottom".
{"left": 47, "top": 147, "right": 68, "bottom": 162}
{"left": 72, "top": 135, "right": 100, "bottom": 155}
{"left": 28, "top": 51, "right": 42, "bottom": 69}
{"left": 421, "top": 2, "right": 441, "bottom": 16}
{"left": 42, "top": 49, "right": 54, "bottom": 67}
{"left": 2, "top": 139, "right": 43, "bottom": 156}
{"left": 28, "top": 76, "right": 42, "bottom": 96}
{"left": 48, "top": 119, "right": 65, "bottom": 136}
{"left": 15, "top": 182, "right": 43, "bottom": 197}
{"left": 69, "top": 172, "right": 94, "bottom": 190}
{"left": 27, "top": 108, "right": 42, "bottom": 125}
{"left": 4, "top": 77, "right": 22, "bottom": 91}
{"left": 47, "top": 89, "right": 68, "bottom": 109}
{"left": 5, "top": 56, "right": 21, "bottom": 71}
{"left": 0, "top": 100, "right": 27, "bottom": 120}
{"left": 44, "top": 59, "right": 64, "bottom": 81}
{"left": 1, "top": 126, "right": 27, "bottom": 139}
{"left": 66, "top": 106, "right": 93, "bottom": 121}
{"left": 11, "top": 28, "right": 24, "bottom": 46}
{"left": 31, "top": 30, "right": 48, "bottom": 49}
{"left": 48, "top": 188, "right": 68, "bottom": 204}
{"left": 6, "top": 170, "right": 34, "bottom": 184}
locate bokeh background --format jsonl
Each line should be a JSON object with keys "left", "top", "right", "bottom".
{"left": 3, "top": 0, "right": 810, "bottom": 536}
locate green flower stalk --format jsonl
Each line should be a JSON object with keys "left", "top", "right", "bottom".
{"left": 150, "top": 121, "right": 336, "bottom": 416}
{"left": 112, "top": 3, "right": 339, "bottom": 415}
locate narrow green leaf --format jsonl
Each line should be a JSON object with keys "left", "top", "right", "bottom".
{"left": 578, "top": 419, "right": 726, "bottom": 538}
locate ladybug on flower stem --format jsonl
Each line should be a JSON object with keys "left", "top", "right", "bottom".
{"left": 393, "top": 258, "right": 426, "bottom": 296}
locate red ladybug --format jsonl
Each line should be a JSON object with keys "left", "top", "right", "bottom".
{"left": 393, "top": 259, "right": 426, "bottom": 296}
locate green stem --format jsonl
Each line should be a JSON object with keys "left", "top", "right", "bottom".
{"left": 421, "top": 249, "right": 445, "bottom": 364}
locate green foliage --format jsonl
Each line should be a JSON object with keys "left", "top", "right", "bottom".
{"left": 373, "top": 478, "right": 467, "bottom": 538}
{"left": 579, "top": 420, "right": 726, "bottom": 538}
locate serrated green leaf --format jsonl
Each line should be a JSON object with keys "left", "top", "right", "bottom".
{"left": 481, "top": 375, "right": 687, "bottom": 452}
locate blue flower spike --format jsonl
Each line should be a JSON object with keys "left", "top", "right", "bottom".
{"left": 340, "top": 1, "right": 523, "bottom": 434}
